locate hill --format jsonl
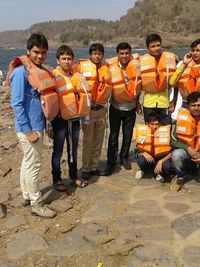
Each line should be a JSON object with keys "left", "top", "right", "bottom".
{"left": 0, "top": 0, "right": 200, "bottom": 47}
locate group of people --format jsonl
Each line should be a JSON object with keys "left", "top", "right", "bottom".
{"left": 7, "top": 32, "right": 200, "bottom": 218}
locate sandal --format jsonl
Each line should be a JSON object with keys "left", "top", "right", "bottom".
{"left": 71, "top": 178, "right": 88, "bottom": 188}
{"left": 53, "top": 181, "right": 66, "bottom": 192}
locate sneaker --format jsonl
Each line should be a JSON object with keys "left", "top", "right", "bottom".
{"left": 155, "top": 174, "right": 164, "bottom": 183}
{"left": 170, "top": 176, "right": 184, "bottom": 191}
{"left": 31, "top": 204, "right": 56, "bottom": 219}
{"left": 135, "top": 170, "right": 144, "bottom": 180}
{"left": 21, "top": 198, "right": 30, "bottom": 207}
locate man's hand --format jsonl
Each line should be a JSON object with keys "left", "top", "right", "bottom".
{"left": 136, "top": 102, "right": 143, "bottom": 115}
{"left": 168, "top": 101, "right": 175, "bottom": 114}
{"left": 25, "top": 131, "right": 39, "bottom": 143}
{"left": 143, "top": 152, "right": 154, "bottom": 163}
{"left": 187, "top": 146, "right": 200, "bottom": 159}
{"left": 46, "top": 129, "right": 54, "bottom": 139}
{"left": 82, "top": 123, "right": 90, "bottom": 133}
{"left": 192, "top": 157, "right": 200, "bottom": 164}
{"left": 154, "top": 160, "right": 163, "bottom": 174}
{"left": 183, "top": 52, "right": 193, "bottom": 66}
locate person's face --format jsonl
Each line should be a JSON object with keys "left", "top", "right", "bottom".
{"left": 191, "top": 44, "right": 200, "bottom": 63}
{"left": 148, "top": 120, "right": 160, "bottom": 133}
{"left": 57, "top": 53, "right": 73, "bottom": 72}
{"left": 90, "top": 50, "right": 103, "bottom": 65}
{"left": 27, "top": 45, "right": 47, "bottom": 66}
{"left": 188, "top": 98, "right": 200, "bottom": 117}
{"left": 117, "top": 49, "right": 131, "bottom": 66}
{"left": 148, "top": 41, "right": 162, "bottom": 57}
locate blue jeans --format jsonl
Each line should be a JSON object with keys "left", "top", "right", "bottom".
{"left": 51, "top": 116, "right": 80, "bottom": 183}
{"left": 171, "top": 149, "right": 196, "bottom": 179}
{"left": 137, "top": 155, "right": 171, "bottom": 177}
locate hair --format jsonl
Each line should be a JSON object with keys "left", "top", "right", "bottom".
{"left": 191, "top": 39, "right": 200, "bottom": 49}
{"left": 146, "top": 33, "right": 162, "bottom": 47}
{"left": 187, "top": 92, "right": 200, "bottom": 105}
{"left": 116, "top": 42, "right": 131, "bottom": 53}
{"left": 89, "top": 43, "right": 104, "bottom": 55}
{"left": 27, "top": 33, "right": 48, "bottom": 50}
{"left": 146, "top": 112, "right": 160, "bottom": 124}
{"left": 56, "top": 45, "right": 74, "bottom": 59}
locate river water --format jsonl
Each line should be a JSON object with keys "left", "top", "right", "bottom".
{"left": 0, "top": 46, "right": 189, "bottom": 78}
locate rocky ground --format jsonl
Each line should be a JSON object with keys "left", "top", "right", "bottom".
{"left": 1, "top": 85, "right": 200, "bottom": 267}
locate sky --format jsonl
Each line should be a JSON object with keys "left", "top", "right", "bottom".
{"left": 0, "top": 0, "right": 137, "bottom": 33}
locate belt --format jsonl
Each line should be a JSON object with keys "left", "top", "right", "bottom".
{"left": 91, "top": 104, "right": 104, "bottom": 110}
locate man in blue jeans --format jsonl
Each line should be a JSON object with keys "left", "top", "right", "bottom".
{"left": 171, "top": 92, "right": 200, "bottom": 191}
{"left": 51, "top": 45, "right": 89, "bottom": 191}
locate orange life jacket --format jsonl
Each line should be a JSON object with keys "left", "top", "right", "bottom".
{"left": 6, "top": 55, "right": 59, "bottom": 121}
{"left": 176, "top": 108, "right": 200, "bottom": 149}
{"left": 106, "top": 54, "right": 141, "bottom": 103}
{"left": 178, "top": 61, "right": 200, "bottom": 100}
{"left": 140, "top": 52, "right": 176, "bottom": 92}
{"left": 133, "top": 124, "right": 171, "bottom": 157}
{"left": 77, "top": 59, "right": 112, "bottom": 105}
{"left": 54, "top": 67, "right": 91, "bottom": 120}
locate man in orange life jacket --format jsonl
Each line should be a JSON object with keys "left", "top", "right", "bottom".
{"left": 10, "top": 33, "right": 56, "bottom": 218}
{"left": 51, "top": 45, "right": 89, "bottom": 191}
{"left": 140, "top": 33, "right": 177, "bottom": 125}
{"left": 170, "top": 39, "right": 200, "bottom": 108}
{"left": 171, "top": 92, "right": 200, "bottom": 190}
{"left": 134, "top": 112, "right": 171, "bottom": 182}
{"left": 77, "top": 43, "right": 112, "bottom": 179}
{"left": 103, "top": 42, "right": 142, "bottom": 175}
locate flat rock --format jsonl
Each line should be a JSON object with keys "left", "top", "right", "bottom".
{"left": 123, "top": 200, "right": 162, "bottom": 217}
{"left": 7, "top": 230, "right": 48, "bottom": 259}
{"left": 81, "top": 200, "right": 124, "bottom": 224}
{"left": 116, "top": 215, "right": 169, "bottom": 230}
{"left": 6, "top": 214, "right": 27, "bottom": 229}
{"left": 2, "top": 140, "right": 18, "bottom": 150}
{"left": 0, "top": 191, "right": 11, "bottom": 203}
{"left": 171, "top": 211, "right": 200, "bottom": 237}
{"left": 128, "top": 243, "right": 179, "bottom": 267}
{"left": 183, "top": 246, "right": 200, "bottom": 267}
{"left": 164, "top": 202, "right": 190, "bottom": 214}
{"left": 0, "top": 263, "right": 20, "bottom": 267}
{"left": 0, "top": 203, "right": 7, "bottom": 218}
{"left": 74, "top": 223, "right": 113, "bottom": 245}
{"left": 47, "top": 231, "right": 96, "bottom": 257}
{"left": 163, "top": 190, "right": 190, "bottom": 202}
{"left": 0, "top": 161, "right": 11, "bottom": 177}
{"left": 132, "top": 187, "right": 163, "bottom": 200}
{"left": 76, "top": 183, "right": 103, "bottom": 202}
{"left": 9, "top": 197, "right": 22, "bottom": 208}
{"left": 49, "top": 198, "right": 72, "bottom": 213}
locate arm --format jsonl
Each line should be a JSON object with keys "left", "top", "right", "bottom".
{"left": 154, "top": 153, "right": 171, "bottom": 174}
{"left": 169, "top": 53, "right": 193, "bottom": 88}
{"left": 168, "top": 87, "right": 178, "bottom": 114}
{"left": 170, "top": 124, "right": 189, "bottom": 151}
{"left": 171, "top": 125, "right": 200, "bottom": 158}
{"left": 81, "top": 115, "right": 90, "bottom": 133}
{"left": 10, "top": 67, "right": 39, "bottom": 143}
{"left": 138, "top": 151, "right": 154, "bottom": 163}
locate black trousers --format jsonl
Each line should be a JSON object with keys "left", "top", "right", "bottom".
{"left": 51, "top": 116, "right": 80, "bottom": 183}
{"left": 107, "top": 105, "right": 136, "bottom": 167}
